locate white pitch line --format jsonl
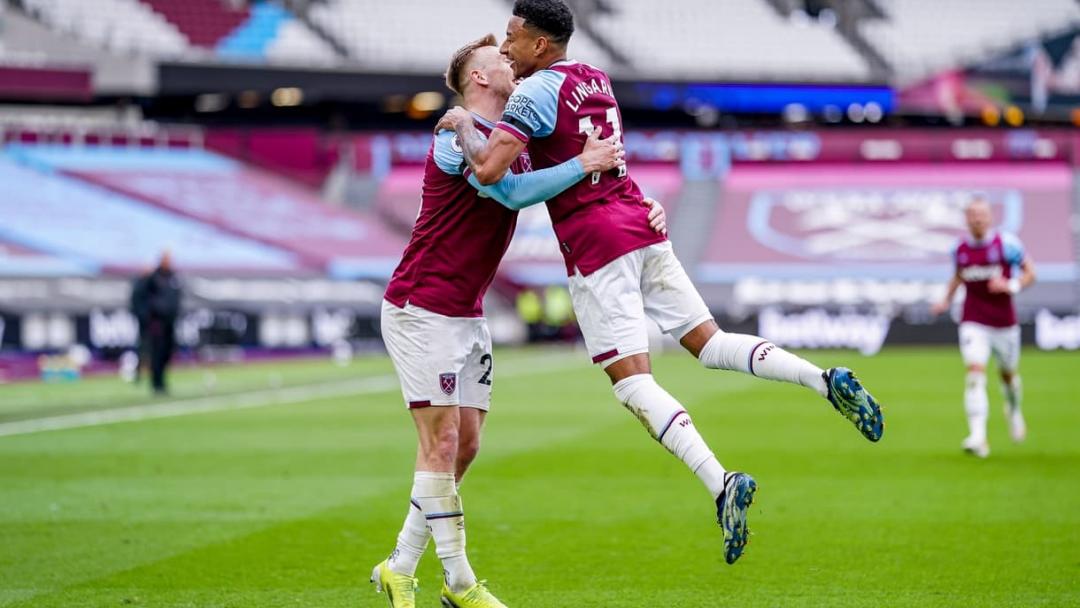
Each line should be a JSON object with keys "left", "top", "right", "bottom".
{"left": 0, "top": 355, "right": 581, "bottom": 439}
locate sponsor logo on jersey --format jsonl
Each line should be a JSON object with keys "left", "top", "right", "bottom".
{"left": 439, "top": 372, "right": 457, "bottom": 396}
{"left": 959, "top": 264, "right": 1002, "bottom": 282}
{"left": 504, "top": 94, "right": 539, "bottom": 127}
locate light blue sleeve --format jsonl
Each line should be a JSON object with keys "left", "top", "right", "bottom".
{"left": 497, "top": 70, "right": 565, "bottom": 141}
{"left": 1001, "top": 232, "right": 1026, "bottom": 267}
{"left": 467, "top": 157, "right": 585, "bottom": 210}
{"left": 432, "top": 130, "right": 464, "bottom": 175}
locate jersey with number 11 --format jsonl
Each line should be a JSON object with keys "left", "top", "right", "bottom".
{"left": 496, "top": 59, "right": 666, "bottom": 277}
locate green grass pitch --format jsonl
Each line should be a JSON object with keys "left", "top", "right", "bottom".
{"left": 1, "top": 346, "right": 1078, "bottom": 607}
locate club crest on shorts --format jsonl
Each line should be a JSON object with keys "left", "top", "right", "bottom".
{"left": 439, "top": 372, "right": 457, "bottom": 396}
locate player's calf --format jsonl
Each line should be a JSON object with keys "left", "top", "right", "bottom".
{"left": 612, "top": 373, "right": 728, "bottom": 498}
{"left": 999, "top": 372, "right": 1026, "bottom": 443}
{"left": 694, "top": 327, "right": 829, "bottom": 397}
{"left": 963, "top": 368, "right": 989, "bottom": 451}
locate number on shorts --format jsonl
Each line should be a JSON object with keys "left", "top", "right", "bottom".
{"left": 478, "top": 353, "right": 492, "bottom": 386}
{"left": 578, "top": 107, "right": 627, "bottom": 185}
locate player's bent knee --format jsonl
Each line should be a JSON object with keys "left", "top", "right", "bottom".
{"left": 604, "top": 353, "right": 652, "bottom": 384}
{"left": 678, "top": 319, "right": 720, "bottom": 359}
{"left": 612, "top": 373, "right": 684, "bottom": 440}
{"left": 966, "top": 369, "right": 986, "bottom": 390}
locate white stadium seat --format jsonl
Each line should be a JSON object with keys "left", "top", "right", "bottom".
{"left": 861, "top": 0, "right": 1080, "bottom": 81}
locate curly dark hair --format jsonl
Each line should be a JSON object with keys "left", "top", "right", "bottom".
{"left": 512, "top": 0, "right": 575, "bottom": 45}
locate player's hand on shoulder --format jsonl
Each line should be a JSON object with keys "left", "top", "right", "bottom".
{"left": 435, "top": 106, "right": 471, "bottom": 133}
{"left": 643, "top": 197, "right": 667, "bottom": 235}
{"left": 578, "top": 126, "right": 625, "bottom": 173}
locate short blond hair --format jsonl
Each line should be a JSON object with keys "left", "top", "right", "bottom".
{"left": 445, "top": 34, "right": 498, "bottom": 96}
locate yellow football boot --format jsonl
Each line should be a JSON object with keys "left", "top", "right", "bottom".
{"left": 370, "top": 560, "right": 418, "bottom": 608}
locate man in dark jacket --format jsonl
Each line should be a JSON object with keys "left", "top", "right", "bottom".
{"left": 133, "top": 252, "right": 182, "bottom": 395}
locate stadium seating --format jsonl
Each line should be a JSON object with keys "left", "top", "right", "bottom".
{"left": 14, "top": 0, "right": 1079, "bottom": 81}
{"left": 261, "top": 11, "right": 338, "bottom": 65}
{"left": 21, "top": 0, "right": 190, "bottom": 57}
{"left": 0, "top": 152, "right": 302, "bottom": 274}
{"left": 588, "top": 0, "right": 871, "bottom": 80}
{"left": 140, "top": 0, "right": 249, "bottom": 48}
{"left": 861, "top": 0, "right": 1080, "bottom": 80}
{"left": 308, "top": 0, "right": 612, "bottom": 73}
{"left": 4, "top": 144, "right": 405, "bottom": 278}
{"left": 15, "top": 0, "right": 336, "bottom": 65}
{"left": 0, "top": 237, "right": 93, "bottom": 276}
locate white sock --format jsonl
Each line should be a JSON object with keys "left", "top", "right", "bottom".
{"left": 1001, "top": 375, "right": 1022, "bottom": 414}
{"left": 387, "top": 496, "right": 429, "bottom": 576}
{"left": 413, "top": 471, "right": 476, "bottom": 593}
{"left": 699, "top": 331, "right": 828, "bottom": 397}
{"left": 965, "top": 371, "right": 989, "bottom": 443}
{"left": 613, "top": 374, "right": 727, "bottom": 499}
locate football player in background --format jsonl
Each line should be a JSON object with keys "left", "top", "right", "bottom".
{"left": 932, "top": 197, "right": 1036, "bottom": 458}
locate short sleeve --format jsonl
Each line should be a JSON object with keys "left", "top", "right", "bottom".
{"left": 497, "top": 70, "right": 565, "bottom": 143}
{"left": 432, "top": 129, "right": 465, "bottom": 175}
{"left": 1001, "top": 232, "right": 1026, "bottom": 265}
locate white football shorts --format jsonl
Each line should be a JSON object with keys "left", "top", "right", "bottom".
{"left": 568, "top": 241, "right": 713, "bottom": 368}
{"left": 381, "top": 299, "right": 493, "bottom": 410}
{"left": 959, "top": 321, "right": 1021, "bottom": 373}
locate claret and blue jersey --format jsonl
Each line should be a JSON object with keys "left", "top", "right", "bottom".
{"left": 495, "top": 59, "right": 666, "bottom": 277}
{"left": 384, "top": 115, "right": 587, "bottom": 318}
{"left": 953, "top": 231, "right": 1026, "bottom": 327}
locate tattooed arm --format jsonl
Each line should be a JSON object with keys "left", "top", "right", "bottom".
{"left": 437, "top": 107, "right": 526, "bottom": 185}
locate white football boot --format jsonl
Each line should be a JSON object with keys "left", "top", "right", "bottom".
{"left": 961, "top": 435, "right": 990, "bottom": 459}
{"left": 1006, "top": 405, "right": 1027, "bottom": 443}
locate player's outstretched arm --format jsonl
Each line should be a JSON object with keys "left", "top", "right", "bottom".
{"left": 468, "top": 160, "right": 582, "bottom": 210}
{"left": 467, "top": 126, "right": 624, "bottom": 210}
{"left": 437, "top": 107, "right": 525, "bottom": 185}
